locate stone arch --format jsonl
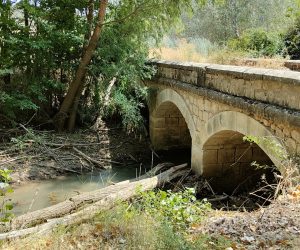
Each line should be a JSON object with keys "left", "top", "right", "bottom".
{"left": 149, "top": 88, "right": 196, "bottom": 150}
{"left": 201, "top": 111, "right": 285, "bottom": 192}
{"left": 154, "top": 89, "right": 196, "bottom": 135}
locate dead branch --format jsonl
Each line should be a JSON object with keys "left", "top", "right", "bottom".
{"left": 73, "top": 147, "right": 110, "bottom": 169}
{"left": 35, "top": 164, "right": 81, "bottom": 175}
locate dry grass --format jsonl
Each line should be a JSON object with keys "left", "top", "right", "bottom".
{"left": 149, "top": 39, "right": 287, "bottom": 69}
{"left": 0, "top": 205, "right": 230, "bottom": 250}
{"left": 149, "top": 39, "right": 206, "bottom": 63}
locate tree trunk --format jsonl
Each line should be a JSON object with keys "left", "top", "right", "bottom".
{"left": 67, "top": 0, "right": 96, "bottom": 132}
{"left": 92, "top": 77, "right": 117, "bottom": 130}
{"left": 0, "top": 164, "right": 187, "bottom": 239}
{"left": 67, "top": 84, "right": 85, "bottom": 132}
{"left": 54, "top": 0, "right": 108, "bottom": 131}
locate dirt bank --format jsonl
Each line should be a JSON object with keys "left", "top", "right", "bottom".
{"left": 0, "top": 121, "right": 151, "bottom": 185}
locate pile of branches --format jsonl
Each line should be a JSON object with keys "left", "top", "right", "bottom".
{"left": 0, "top": 125, "right": 129, "bottom": 181}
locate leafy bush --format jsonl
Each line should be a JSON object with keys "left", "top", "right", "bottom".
{"left": 137, "top": 188, "right": 211, "bottom": 231}
{"left": 228, "top": 29, "right": 284, "bottom": 57}
{"left": 284, "top": 17, "right": 300, "bottom": 59}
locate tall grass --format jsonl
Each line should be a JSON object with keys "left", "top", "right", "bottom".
{"left": 149, "top": 38, "right": 286, "bottom": 69}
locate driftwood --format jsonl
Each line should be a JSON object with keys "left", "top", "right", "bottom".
{"left": 73, "top": 147, "right": 110, "bottom": 169}
{"left": 36, "top": 164, "right": 82, "bottom": 175}
{"left": 0, "top": 163, "right": 187, "bottom": 240}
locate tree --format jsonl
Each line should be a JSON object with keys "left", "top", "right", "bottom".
{"left": 181, "top": 0, "right": 294, "bottom": 44}
{"left": 1, "top": 0, "right": 206, "bottom": 130}
{"left": 54, "top": 0, "right": 206, "bottom": 131}
{"left": 54, "top": 0, "right": 108, "bottom": 131}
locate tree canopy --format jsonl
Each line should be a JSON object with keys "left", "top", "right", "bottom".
{"left": 0, "top": 0, "right": 205, "bottom": 131}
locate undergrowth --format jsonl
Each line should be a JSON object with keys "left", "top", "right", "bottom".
{"left": 0, "top": 188, "right": 232, "bottom": 250}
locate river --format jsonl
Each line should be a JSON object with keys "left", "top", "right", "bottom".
{"left": 9, "top": 166, "right": 139, "bottom": 215}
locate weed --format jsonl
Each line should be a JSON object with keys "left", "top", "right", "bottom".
{"left": 0, "top": 169, "right": 14, "bottom": 222}
{"left": 0, "top": 192, "right": 232, "bottom": 249}
{"left": 136, "top": 188, "right": 211, "bottom": 231}
{"left": 243, "top": 135, "right": 300, "bottom": 200}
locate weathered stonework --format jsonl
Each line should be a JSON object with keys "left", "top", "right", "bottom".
{"left": 146, "top": 60, "right": 300, "bottom": 181}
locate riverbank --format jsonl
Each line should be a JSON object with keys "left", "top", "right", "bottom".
{"left": 1, "top": 186, "right": 299, "bottom": 250}
{"left": 1, "top": 123, "right": 300, "bottom": 249}
{"left": 0, "top": 121, "right": 151, "bottom": 186}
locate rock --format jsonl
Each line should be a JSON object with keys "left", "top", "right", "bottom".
{"left": 119, "top": 238, "right": 126, "bottom": 244}
{"left": 240, "top": 235, "right": 255, "bottom": 243}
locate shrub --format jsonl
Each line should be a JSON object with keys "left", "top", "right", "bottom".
{"left": 284, "top": 17, "right": 300, "bottom": 59}
{"left": 136, "top": 188, "right": 211, "bottom": 231}
{"left": 0, "top": 169, "right": 14, "bottom": 222}
{"left": 228, "top": 29, "right": 284, "bottom": 57}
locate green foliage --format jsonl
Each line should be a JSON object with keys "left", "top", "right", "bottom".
{"left": 137, "top": 188, "right": 211, "bottom": 231}
{"left": 0, "top": 169, "right": 14, "bottom": 222}
{"left": 228, "top": 29, "right": 284, "bottom": 57}
{"left": 243, "top": 135, "right": 287, "bottom": 161}
{"left": 284, "top": 17, "right": 300, "bottom": 59}
{"left": 10, "top": 127, "right": 44, "bottom": 151}
{"left": 52, "top": 202, "right": 230, "bottom": 250}
{"left": 108, "top": 89, "right": 145, "bottom": 132}
{"left": 0, "top": 0, "right": 207, "bottom": 130}
{"left": 181, "top": 0, "right": 293, "bottom": 45}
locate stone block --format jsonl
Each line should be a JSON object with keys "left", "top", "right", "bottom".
{"left": 203, "top": 149, "right": 218, "bottom": 164}
{"left": 254, "top": 89, "right": 267, "bottom": 100}
{"left": 275, "top": 128, "right": 284, "bottom": 138}
{"left": 151, "top": 118, "right": 165, "bottom": 128}
{"left": 285, "top": 138, "right": 297, "bottom": 152}
{"left": 169, "top": 127, "right": 180, "bottom": 137}
{"left": 283, "top": 127, "right": 291, "bottom": 137}
{"left": 203, "top": 164, "right": 222, "bottom": 177}
{"left": 218, "top": 148, "right": 236, "bottom": 164}
{"left": 179, "top": 117, "right": 187, "bottom": 126}
{"left": 165, "top": 117, "right": 179, "bottom": 126}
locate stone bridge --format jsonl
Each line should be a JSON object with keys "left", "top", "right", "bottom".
{"left": 145, "top": 60, "right": 300, "bottom": 191}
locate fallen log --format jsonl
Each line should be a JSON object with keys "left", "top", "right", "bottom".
{"left": 0, "top": 163, "right": 187, "bottom": 239}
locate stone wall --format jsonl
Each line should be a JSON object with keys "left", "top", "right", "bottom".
{"left": 146, "top": 62, "right": 300, "bottom": 158}
{"left": 153, "top": 60, "right": 300, "bottom": 111}
{"left": 202, "top": 130, "right": 273, "bottom": 192}
{"left": 150, "top": 101, "right": 191, "bottom": 150}
{"left": 147, "top": 60, "right": 300, "bottom": 180}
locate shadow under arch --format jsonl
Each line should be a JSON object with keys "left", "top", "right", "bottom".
{"left": 153, "top": 89, "right": 196, "bottom": 135}
{"left": 201, "top": 111, "right": 285, "bottom": 193}
{"left": 149, "top": 89, "right": 196, "bottom": 151}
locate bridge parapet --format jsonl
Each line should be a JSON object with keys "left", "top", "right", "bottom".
{"left": 150, "top": 60, "right": 300, "bottom": 111}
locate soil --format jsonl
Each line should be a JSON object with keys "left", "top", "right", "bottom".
{"left": 170, "top": 172, "right": 300, "bottom": 249}
{"left": 195, "top": 197, "right": 300, "bottom": 249}
{"left": 0, "top": 121, "right": 152, "bottom": 186}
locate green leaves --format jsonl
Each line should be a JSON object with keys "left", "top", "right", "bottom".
{"left": 0, "top": 0, "right": 204, "bottom": 129}
{"left": 0, "top": 169, "right": 14, "bottom": 222}
{"left": 243, "top": 135, "right": 287, "bottom": 161}
{"left": 137, "top": 188, "right": 211, "bottom": 231}
{"left": 228, "top": 29, "right": 284, "bottom": 57}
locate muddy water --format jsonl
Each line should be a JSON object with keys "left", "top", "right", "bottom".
{"left": 8, "top": 148, "right": 191, "bottom": 216}
{"left": 9, "top": 166, "right": 139, "bottom": 215}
